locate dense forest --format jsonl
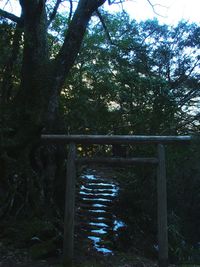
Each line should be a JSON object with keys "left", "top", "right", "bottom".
{"left": 0, "top": 0, "right": 200, "bottom": 266}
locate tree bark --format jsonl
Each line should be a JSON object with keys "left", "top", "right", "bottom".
{"left": 12, "top": 0, "right": 106, "bottom": 140}
{"left": 47, "top": 0, "right": 106, "bottom": 126}
{"left": 0, "top": 0, "right": 107, "bottom": 216}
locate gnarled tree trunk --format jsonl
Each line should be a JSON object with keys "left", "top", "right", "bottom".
{"left": 0, "top": 0, "right": 106, "bottom": 217}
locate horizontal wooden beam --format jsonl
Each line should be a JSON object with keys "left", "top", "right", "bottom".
{"left": 76, "top": 157, "right": 158, "bottom": 165}
{"left": 41, "top": 134, "right": 192, "bottom": 145}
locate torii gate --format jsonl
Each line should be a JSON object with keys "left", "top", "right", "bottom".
{"left": 41, "top": 134, "right": 192, "bottom": 267}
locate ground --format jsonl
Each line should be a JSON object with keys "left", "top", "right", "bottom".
{"left": 0, "top": 168, "right": 198, "bottom": 267}
{"left": 0, "top": 240, "right": 175, "bottom": 267}
{"left": 0, "top": 237, "right": 198, "bottom": 267}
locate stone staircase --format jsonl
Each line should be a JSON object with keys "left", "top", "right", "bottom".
{"left": 77, "top": 170, "right": 125, "bottom": 254}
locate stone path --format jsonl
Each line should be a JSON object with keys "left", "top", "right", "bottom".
{"left": 77, "top": 170, "right": 125, "bottom": 255}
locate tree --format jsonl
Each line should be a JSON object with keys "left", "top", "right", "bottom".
{"left": 61, "top": 14, "right": 200, "bottom": 136}
{"left": 1, "top": 3, "right": 200, "bottom": 262}
{"left": 0, "top": 0, "right": 112, "bottom": 217}
{"left": 0, "top": 0, "right": 108, "bottom": 142}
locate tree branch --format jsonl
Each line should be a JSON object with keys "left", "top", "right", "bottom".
{"left": 47, "top": 0, "right": 62, "bottom": 26}
{"left": 68, "top": 0, "right": 73, "bottom": 24}
{"left": 54, "top": 0, "right": 107, "bottom": 85}
{"left": 172, "top": 58, "right": 200, "bottom": 89}
{"left": 0, "top": 8, "right": 21, "bottom": 23}
{"left": 46, "top": 0, "right": 106, "bottom": 122}
{"left": 146, "top": 0, "right": 167, "bottom": 17}
{"left": 96, "top": 9, "right": 114, "bottom": 45}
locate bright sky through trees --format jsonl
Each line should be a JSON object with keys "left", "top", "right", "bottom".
{"left": 105, "top": 0, "right": 200, "bottom": 25}
{"left": 0, "top": 0, "right": 200, "bottom": 25}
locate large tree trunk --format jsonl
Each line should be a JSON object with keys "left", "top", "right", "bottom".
{"left": 0, "top": 0, "right": 106, "bottom": 217}
{"left": 13, "top": 1, "right": 50, "bottom": 143}
{"left": 13, "top": 0, "right": 106, "bottom": 142}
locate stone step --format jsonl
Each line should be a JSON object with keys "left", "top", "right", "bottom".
{"left": 80, "top": 228, "right": 114, "bottom": 238}
{"left": 89, "top": 216, "right": 113, "bottom": 224}
{"left": 81, "top": 174, "right": 102, "bottom": 181}
{"left": 80, "top": 198, "right": 113, "bottom": 205}
{"left": 79, "top": 194, "right": 115, "bottom": 200}
{"left": 82, "top": 183, "right": 116, "bottom": 190}
{"left": 82, "top": 177, "right": 105, "bottom": 182}
{"left": 77, "top": 215, "right": 113, "bottom": 225}
{"left": 82, "top": 221, "right": 111, "bottom": 229}
{"left": 76, "top": 202, "right": 113, "bottom": 211}
{"left": 78, "top": 219, "right": 113, "bottom": 229}
{"left": 79, "top": 203, "right": 112, "bottom": 211}
{"left": 80, "top": 187, "right": 117, "bottom": 194}
{"left": 78, "top": 209, "right": 113, "bottom": 219}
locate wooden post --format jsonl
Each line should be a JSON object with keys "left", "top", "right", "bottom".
{"left": 63, "top": 143, "right": 76, "bottom": 267}
{"left": 157, "top": 144, "right": 168, "bottom": 267}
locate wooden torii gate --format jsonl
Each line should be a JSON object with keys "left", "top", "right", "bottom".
{"left": 41, "top": 135, "right": 192, "bottom": 267}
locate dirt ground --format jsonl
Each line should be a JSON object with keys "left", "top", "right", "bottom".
{"left": 0, "top": 247, "right": 173, "bottom": 267}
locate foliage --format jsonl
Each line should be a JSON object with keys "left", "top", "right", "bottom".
{"left": 61, "top": 14, "right": 200, "bottom": 136}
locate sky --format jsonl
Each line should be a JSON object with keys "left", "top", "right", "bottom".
{"left": 0, "top": 0, "right": 200, "bottom": 25}
{"left": 105, "top": 0, "right": 200, "bottom": 25}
